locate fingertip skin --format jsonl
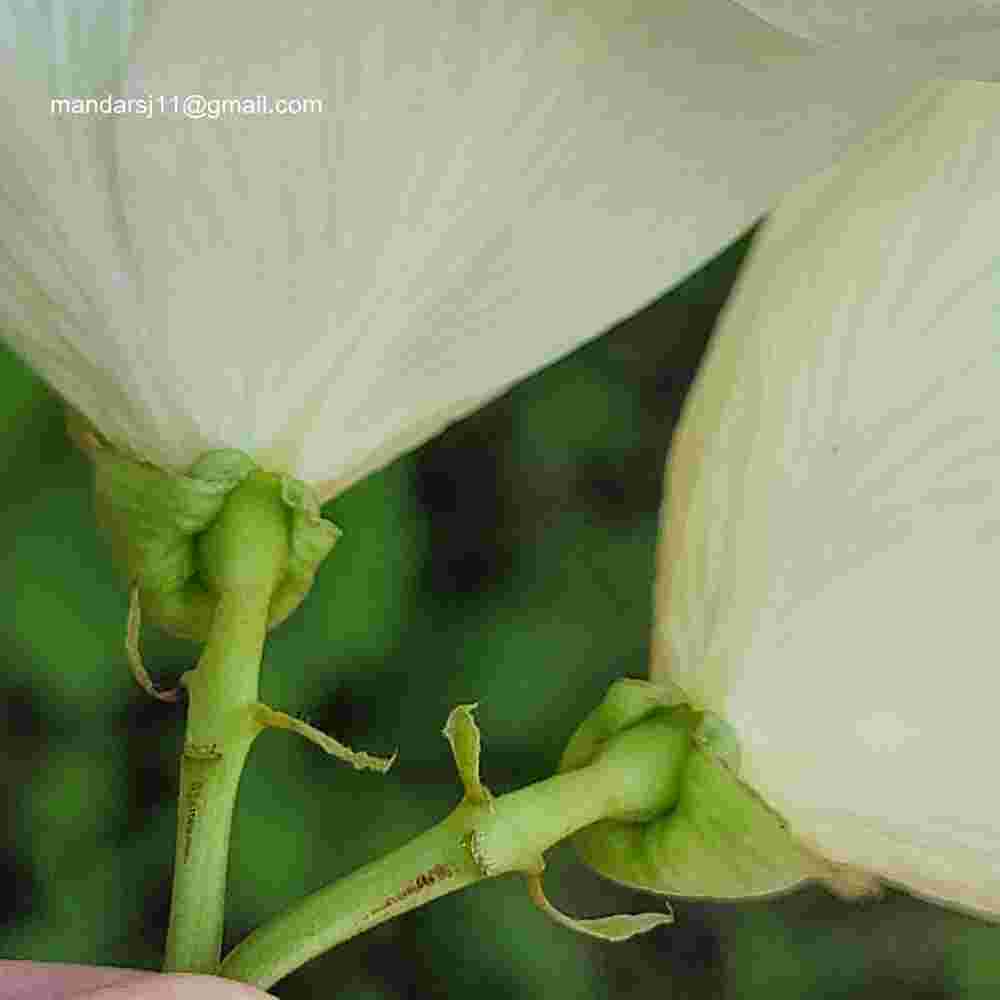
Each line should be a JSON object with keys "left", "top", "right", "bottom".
{"left": 93, "top": 973, "right": 274, "bottom": 999}
{"left": 0, "top": 963, "right": 273, "bottom": 1000}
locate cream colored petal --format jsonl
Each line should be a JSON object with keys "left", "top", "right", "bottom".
{"left": 2, "top": 1, "right": 923, "bottom": 487}
{"left": 735, "top": 1, "right": 1000, "bottom": 80}
{"left": 0, "top": 0, "right": 140, "bottom": 94}
{"left": 653, "top": 81, "right": 1000, "bottom": 916}
{"left": 0, "top": 16, "right": 157, "bottom": 461}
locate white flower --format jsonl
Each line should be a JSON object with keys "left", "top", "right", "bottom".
{"left": 653, "top": 80, "right": 1000, "bottom": 916}
{"left": 0, "top": 0, "right": 979, "bottom": 499}
{"left": 735, "top": 1, "right": 1000, "bottom": 79}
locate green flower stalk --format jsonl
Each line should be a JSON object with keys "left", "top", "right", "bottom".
{"left": 163, "top": 469, "right": 291, "bottom": 973}
{"left": 82, "top": 428, "right": 706, "bottom": 983}
{"left": 80, "top": 426, "right": 392, "bottom": 974}
{"left": 74, "top": 429, "right": 709, "bottom": 984}
{"left": 219, "top": 694, "right": 692, "bottom": 990}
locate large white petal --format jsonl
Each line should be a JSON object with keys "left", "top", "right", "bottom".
{"left": 0, "top": 0, "right": 140, "bottom": 94}
{"left": 735, "top": 1, "right": 1000, "bottom": 80}
{"left": 1, "top": 0, "right": 923, "bottom": 493}
{"left": 653, "top": 81, "right": 1000, "bottom": 916}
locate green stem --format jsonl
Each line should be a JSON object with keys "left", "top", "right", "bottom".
{"left": 162, "top": 587, "right": 268, "bottom": 973}
{"left": 163, "top": 473, "right": 291, "bottom": 974}
{"left": 219, "top": 806, "right": 483, "bottom": 989}
{"left": 219, "top": 712, "right": 691, "bottom": 990}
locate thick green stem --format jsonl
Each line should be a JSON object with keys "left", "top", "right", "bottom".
{"left": 163, "top": 473, "right": 290, "bottom": 974}
{"left": 162, "top": 587, "right": 268, "bottom": 973}
{"left": 218, "top": 806, "right": 483, "bottom": 988}
{"left": 219, "top": 713, "right": 691, "bottom": 990}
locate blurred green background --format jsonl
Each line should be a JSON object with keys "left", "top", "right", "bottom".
{"left": 1, "top": 235, "right": 995, "bottom": 998}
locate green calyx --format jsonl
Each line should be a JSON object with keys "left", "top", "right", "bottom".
{"left": 561, "top": 679, "right": 836, "bottom": 900}
{"left": 84, "top": 431, "right": 340, "bottom": 643}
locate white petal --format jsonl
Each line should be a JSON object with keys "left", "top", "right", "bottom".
{"left": 2, "top": 1, "right": 924, "bottom": 491}
{"left": 0, "top": 0, "right": 139, "bottom": 94}
{"left": 734, "top": 1, "right": 1000, "bottom": 80}
{"left": 653, "top": 81, "right": 1000, "bottom": 916}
